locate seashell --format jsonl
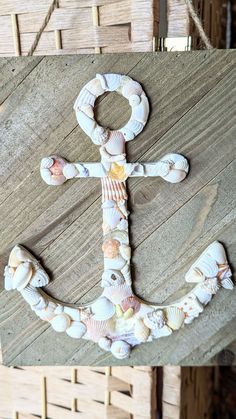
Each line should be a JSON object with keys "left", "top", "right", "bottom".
{"left": 120, "top": 296, "right": 140, "bottom": 313}
{"left": 91, "top": 297, "right": 115, "bottom": 320}
{"left": 119, "top": 244, "right": 131, "bottom": 261}
{"left": 73, "top": 88, "right": 96, "bottom": 110}
{"left": 108, "top": 162, "right": 127, "bottom": 182}
{"left": 98, "top": 337, "right": 112, "bottom": 351}
{"left": 179, "top": 295, "right": 203, "bottom": 323}
{"left": 9, "top": 245, "right": 31, "bottom": 267}
{"left": 101, "top": 269, "right": 125, "bottom": 287}
{"left": 157, "top": 161, "right": 171, "bottom": 178}
{"left": 158, "top": 154, "right": 189, "bottom": 184}
{"left": 85, "top": 318, "right": 115, "bottom": 342}
{"left": 104, "top": 256, "right": 127, "bottom": 271}
{"left": 115, "top": 304, "right": 124, "bottom": 318}
{"left": 107, "top": 230, "right": 129, "bottom": 245}
{"left": 40, "top": 157, "right": 54, "bottom": 169}
{"left": 64, "top": 307, "right": 81, "bottom": 321}
{"left": 105, "top": 131, "right": 125, "bottom": 155}
{"left": 166, "top": 307, "right": 185, "bottom": 330}
{"left": 31, "top": 295, "right": 47, "bottom": 311}
{"left": 110, "top": 340, "right": 131, "bottom": 359}
{"left": 63, "top": 163, "right": 79, "bottom": 179}
{"left": 193, "top": 286, "right": 212, "bottom": 305}
{"left": 120, "top": 119, "right": 144, "bottom": 141}
{"left": 117, "top": 219, "right": 128, "bottom": 231}
{"left": 66, "top": 321, "right": 87, "bottom": 339}
{"left": 152, "top": 325, "right": 172, "bottom": 339}
{"left": 123, "top": 307, "right": 134, "bottom": 319}
{"left": 203, "top": 278, "right": 219, "bottom": 294}
{"left": 80, "top": 104, "right": 94, "bottom": 118}
{"left": 75, "top": 110, "right": 96, "bottom": 139}
{"left": 30, "top": 269, "right": 49, "bottom": 288}
{"left": 12, "top": 262, "right": 33, "bottom": 291}
{"left": 96, "top": 73, "right": 123, "bottom": 92}
{"left": 206, "top": 241, "right": 226, "bottom": 264}
{"left": 221, "top": 277, "right": 234, "bottom": 290}
{"left": 102, "top": 203, "right": 124, "bottom": 230}
{"left": 144, "top": 310, "right": 166, "bottom": 330}
{"left": 131, "top": 95, "right": 149, "bottom": 124}
{"left": 185, "top": 267, "right": 205, "bottom": 283}
{"left": 103, "top": 284, "right": 132, "bottom": 305}
{"left": 196, "top": 258, "right": 218, "bottom": 278}
{"left": 54, "top": 305, "right": 64, "bottom": 314}
{"left": 92, "top": 126, "right": 109, "bottom": 145}
{"left": 51, "top": 313, "right": 71, "bottom": 332}
{"left": 20, "top": 285, "right": 44, "bottom": 307}
{"left": 102, "top": 239, "right": 120, "bottom": 259}
{"left": 35, "top": 301, "right": 57, "bottom": 321}
{"left": 129, "top": 94, "right": 141, "bottom": 107}
{"left": 4, "top": 266, "right": 15, "bottom": 290}
{"left": 85, "top": 78, "right": 105, "bottom": 96}
{"left": 134, "top": 318, "right": 150, "bottom": 343}
{"left": 173, "top": 156, "right": 189, "bottom": 172}
{"left": 122, "top": 80, "right": 143, "bottom": 98}
{"left": 101, "top": 177, "right": 128, "bottom": 202}
{"left": 40, "top": 156, "right": 67, "bottom": 186}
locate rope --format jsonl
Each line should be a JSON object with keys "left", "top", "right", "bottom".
{"left": 27, "top": 0, "right": 58, "bottom": 56}
{"left": 184, "top": 0, "right": 213, "bottom": 49}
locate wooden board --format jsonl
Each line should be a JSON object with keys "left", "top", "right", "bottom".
{"left": 0, "top": 51, "right": 236, "bottom": 366}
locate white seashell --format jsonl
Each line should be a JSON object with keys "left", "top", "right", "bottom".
{"left": 221, "top": 277, "right": 234, "bottom": 290}
{"left": 101, "top": 269, "right": 125, "bottom": 287}
{"left": 91, "top": 297, "right": 115, "bottom": 320}
{"left": 166, "top": 307, "right": 185, "bottom": 330}
{"left": 40, "top": 157, "right": 54, "bottom": 169}
{"left": 185, "top": 267, "right": 205, "bottom": 283}
{"left": 206, "top": 241, "right": 226, "bottom": 264}
{"left": 102, "top": 203, "right": 123, "bottom": 230}
{"left": 9, "top": 245, "right": 30, "bottom": 267}
{"left": 85, "top": 78, "right": 105, "bottom": 96}
{"left": 31, "top": 295, "right": 47, "bottom": 311}
{"left": 12, "top": 262, "right": 33, "bottom": 291}
{"left": 63, "top": 163, "right": 79, "bottom": 179}
{"left": 129, "top": 94, "right": 141, "bottom": 107}
{"left": 80, "top": 104, "right": 94, "bottom": 118}
{"left": 98, "top": 337, "right": 112, "bottom": 351}
{"left": 20, "top": 285, "right": 44, "bottom": 307}
{"left": 30, "top": 269, "right": 49, "bottom": 287}
{"left": 119, "top": 244, "right": 131, "bottom": 261}
{"left": 75, "top": 110, "right": 96, "bottom": 138}
{"left": 193, "top": 286, "right": 212, "bottom": 305}
{"left": 107, "top": 230, "right": 129, "bottom": 245}
{"left": 96, "top": 73, "right": 123, "bottom": 92}
{"left": 117, "top": 219, "right": 128, "bottom": 231}
{"left": 203, "top": 277, "right": 219, "bottom": 294}
{"left": 173, "top": 157, "right": 189, "bottom": 172}
{"left": 197, "top": 257, "right": 218, "bottom": 278}
{"left": 36, "top": 301, "right": 57, "bottom": 321}
{"left": 131, "top": 95, "right": 149, "bottom": 124}
{"left": 158, "top": 154, "right": 189, "bottom": 183}
{"left": 120, "top": 119, "right": 144, "bottom": 141}
{"left": 66, "top": 321, "right": 87, "bottom": 339}
{"left": 103, "top": 284, "right": 132, "bottom": 305}
{"left": 64, "top": 307, "right": 81, "bottom": 321}
{"left": 152, "top": 325, "right": 172, "bottom": 339}
{"left": 4, "top": 266, "right": 15, "bottom": 290}
{"left": 73, "top": 88, "right": 96, "bottom": 110}
{"left": 54, "top": 305, "right": 64, "bottom": 314}
{"left": 122, "top": 80, "right": 143, "bottom": 98}
{"left": 92, "top": 126, "right": 109, "bottom": 145}
{"left": 51, "top": 313, "right": 71, "bottom": 332}
{"left": 40, "top": 156, "right": 67, "bottom": 186}
{"left": 134, "top": 319, "right": 150, "bottom": 343}
{"left": 110, "top": 340, "right": 131, "bottom": 359}
{"left": 104, "top": 256, "right": 126, "bottom": 271}
{"left": 144, "top": 310, "right": 166, "bottom": 330}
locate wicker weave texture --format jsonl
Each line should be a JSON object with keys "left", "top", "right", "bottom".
{"left": 0, "top": 0, "right": 155, "bottom": 56}
{"left": 0, "top": 366, "right": 157, "bottom": 419}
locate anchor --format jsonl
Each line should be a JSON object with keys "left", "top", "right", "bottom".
{"left": 4, "top": 74, "right": 233, "bottom": 360}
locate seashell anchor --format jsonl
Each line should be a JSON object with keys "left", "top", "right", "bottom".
{"left": 4, "top": 74, "right": 234, "bottom": 360}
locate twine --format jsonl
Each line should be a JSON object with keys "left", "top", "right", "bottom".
{"left": 27, "top": 0, "right": 58, "bottom": 56}
{"left": 185, "top": 0, "right": 213, "bottom": 49}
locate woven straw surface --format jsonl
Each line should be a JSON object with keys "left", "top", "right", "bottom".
{"left": 0, "top": 365, "right": 157, "bottom": 419}
{"left": 0, "top": 0, "right": 155, "bottom": 56}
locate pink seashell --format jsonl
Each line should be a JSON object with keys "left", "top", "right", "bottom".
{"left": 120, "top": 296, "right": 140, "bottom": 313}
{"left": 101, "top": 177, "right": 128, "bottom": 202}
{"left": 84, "top": 318, "right": 115, "bottom": 342}
{"left": 103, "top": 284, "right": 132, "bottom": 305}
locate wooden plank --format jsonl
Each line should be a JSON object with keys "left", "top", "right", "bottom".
{"left": 0, "top": 51, "right": 236, "bottom": 365}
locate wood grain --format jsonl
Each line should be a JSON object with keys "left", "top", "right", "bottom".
{"left": 0, "top": 51, "right": 236, "bottom": 365}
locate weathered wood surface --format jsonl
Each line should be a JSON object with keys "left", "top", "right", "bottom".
{"left": 0, "top": 51, "right": 236, "bottom": 366}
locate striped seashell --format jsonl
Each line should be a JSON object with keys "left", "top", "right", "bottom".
{"left": 96, "top": 73, "right": 123, "bottom": 92}
{"left": 203, "top": 278, "right": 219, "bottom": 294}
{"left": 30, "top": 269, "right": 49, "bottom": 288}
{"left": 66, "top": 321, "right": 87, "bottom": 339}
{"left": 98, "top": 337, "right": 112, "bottom": 351}
{"left": 102, "top": 204, "right": 124, "bottom": 230}
{"left": 85, "top": 318, "right": 115, "bottom": 342}
{"left": 134, "top": 318, "right": 150, "bottom": 343}
{"left": 197, "top": 257, "right": 218, "bottom": 278}
{"left": 12, "top": 262, "right": 33, "bottom": 291}
{"left": 75, "top": 110, "right": 96, "bottom": 138}
{"left": 103, "top": 284, "right": 132, "bottom": 305}
{"left": 120, "top": 296, "right": 140, "bottom": 313}
{"left": 64, "top": 307, "right": 81, "bottom": 321}
{"left": 80, "top": 104, "right": 94, "bottom": 118}
{"left": 122, "top": 80, "right": 143, "bottom": 99}
{"left": 166, "top": 307, "right": 185, "bottom": 330}
{"left": 131, "top": 95, "right": 149, "bottom": 124}
{"left": 101, "top": 177, "right": 128, "bottom": 202}
{"left": 144, "top": 310, "right": 166, "bottom": 330}
{"left": 105, "top": 131, "right": 125, "bottom": 155}
{"left": 20, "top": 285, "right": 45, "bottom": 307}
{"left": 110, "top": 340, "right": 131, "bottom": 359}
{"left": 73, "top": 88, "right": 96, "bottom": 110}
{"left": 221, "top": 277, "right": 234, "bottom": 290}
{"left": 91, "top": 297, "right": 115, "bottom": 320}
{"left": 193, "top": 286, "right": 212, "bottom": 305}
{"left": 51, "top": 313, "right": 71, "bottom": 332}
{"left": 120, "top": 119, "right": 144, "bottom": 141}
{"left": 101, "top": 269, "right": 125, "bottom": 287}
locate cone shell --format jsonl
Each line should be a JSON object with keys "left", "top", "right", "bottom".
{"left": 110, "top": 340, "right": 131, "bottom": 359}
{"left": 134, "top": 318, "right": 150, "bottom": 343}
{"left": 166, "top": 307, "right": 185, "bottom": 330}
{"left": 101, "top": 269, "right": 125, "bottom": 287}
{"left": 98, "top": 337, "right": 112, "bottom": 351}
{"left": 103, "top": 285, "right": 132, "bottom": 305}
{"left": 85, "top": 318, "right": 114, "bottom": 342}
{"left": 30, "top": 269, "right": 49, "bottom": 287}
{"left": 120, "top": 296, "right": 140, "bottom": 313}
{"left": 101, "top": 177, "right": 127, "bottom": 202}
{"left": 91, "top": 297, "right": 115, "bottom": 320}
{"left": 51, "top": 313, "right": 71, "bottom": 332}
{"left": 66, "top": 321, "right": 87, "bottom": 339}
{"left": 221, "top": 277, "right": 234, "bottom": 290}
{"left": 12, "top": 262, "right": 33, "bottom": 291}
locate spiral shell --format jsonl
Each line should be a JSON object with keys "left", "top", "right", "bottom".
{"left": 144, "top": 310, "right": 166, "bottom": 330}
{"left": 66, "top": 321, "right": 87, "bottom": 339}
{"left": 166, "top": 307, "right": 185, "bottom": 330}
{"left": 12, "top": 262, "right": 33, "bottom": 291}
{"left": 221, "top": 277, "right": 234, "bottom": 290}
{"left": 103, "top": 285, "right": 132, "bottom": 305}
{"left": 110, "top": 340, "right": 131, "bottom": 359}
{"left": 134, "top": 318, "right": 150, "bottom": 343}
{"left": 91, "top": 297, "right": 115, "bottom": 320}
{"left": 51, "top": 313, "right": 71, "bottom": 332}
{"left": 98, "top": 337, "right": 112, "bottom": 351}
{"left": 101, "top": 269, "right": 125, "bottom": 287}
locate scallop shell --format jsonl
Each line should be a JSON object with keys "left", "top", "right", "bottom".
{"left": 12, "top": 262, "right": 33, "bottom": 291}
{"left": 98, "top": 337, "right": 112, "bottom": 351}
{"left": 196, "top": 257, "right": 218, "bottom": 278}
{"left": 73, "top": 88, "right": 96, "bottom": 110}
{"left": 64, "top": 307, "right": 81, "bottom": 321}
{"left": 96, "top": 73, "right": 123, "bottom": 92}
{"left": 30, "top": 269, "right": 49, "bottom": 287}
{"left": 134, "top": 319, "right": 150, "bottom": 343}
{"left": 91, "top": 297, "right": 115, "bottom": 320}
{"left": 193, "top": 286, "right": 212, "bottom": 305}
{"left": 166, "top": 307, "right": 185, "bottom": 330}
{"left": 75, "top": 110, "right": 96, "bottom": 138}
{"left": 131, "top": 95, "right": 149, "bottom": 124}
{"left": 120, "top": 119, "right": 144, "bottom": 141}
{"left": 185, "top": 267, "right": 205, "bottom": 283}
{"left": 101, "top": 177, "right": 128, "bottom": 202}
{"left": 63, "top": 163, "right": 79, "bottom": 179}
{"left": 20, "top": 285, "right": 45, "bottom": 307}
{"left": 221, "top": 277, "right": 234, "bottom": 290}
{"left": 122, "top": 80, "right": 143, "bottom": 98}
{"left": 144, "top": 310, "right": 165, "bottom": 330}
{"left": 105, "top": 131, "right": 125, "bottom": 155}
{"left": 110, "top": 340, "right": 131, "bottom": 359}
{"left": 120, "top": 296, "right": 140, "bottom": 313}
{"left": 66, "top": 321, "right": 87, "bottom": 339}
{"left": 108, "top": 163, "right": 127, "bottom": 182}
{"left": 103, "top": 285, "right": 132, "bottom": 305}
{"left": 85, "top": 318, "right": 114, "bottom": 342}
{"left": 102, "top": 204, "right": 123, "bottom": 230}
{"left": 101, "top": 269, "right": 125, "bottom": 287}
{"left": 51, "top": 313, "right": 71, "bottom": 332}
